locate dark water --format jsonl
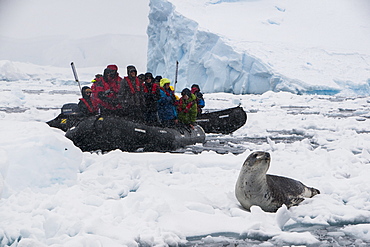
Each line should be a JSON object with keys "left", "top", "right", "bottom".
{"left": 184, "top": 225, "right": 370, "bottom": 246}
{"left": 177, "top": 130, "right": 317, "bottom": 155}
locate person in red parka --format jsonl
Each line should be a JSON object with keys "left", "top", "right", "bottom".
{"left": 118, "top": 65, "right": 146, "bottom": 122}
{"left": 91, "top": 64, "right": 122, "bottom": 115}
{"left": 143, "top": 72, "right": 160, "bottom": 125}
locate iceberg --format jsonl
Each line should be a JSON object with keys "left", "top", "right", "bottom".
{"left": 147, "top": 0, "right": 370, "bottom": 96}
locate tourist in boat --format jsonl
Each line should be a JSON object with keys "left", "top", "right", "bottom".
{"left": 91, "top": 74, "right": 102, "bottom": 83}
{"left": 191, "top": 84, "right": 205, "bottom": 115}
{"left": 154, "top": 75, "right": 162, "bottom": 85}
{"left": 117, "top": 65, "right": 146, "bottom": 122}
{"left": 158, "top": 78, "right": 178, "bottom": 127}
{"left": 91, "top": 64, "right": 122, "bottom": 115}
{"left": 177, "top": 88, "right": 197, "bottom": 128}
{"left": 144, "top": 72, "right": 160, "bottom": 125}
{"left": 138, "top": 73, "right": 145, "bottom": 83}
{"left": 78, "top": 86, "right": 97, "bottom": 116}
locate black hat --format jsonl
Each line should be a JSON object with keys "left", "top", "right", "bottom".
{"left": 181, "top": 88, "right": 191, "bottom": 97}
{"left": 127, "top": 65, "right": 137, "bottom": 75}
{"left": 145, "top": 72, "right": 154, "bottom": 80}
{"left": 154, "top": 75, "right": 162, "bottom": 83}
{"left": 138, "top": 74, "right": 145, "bottom": 81}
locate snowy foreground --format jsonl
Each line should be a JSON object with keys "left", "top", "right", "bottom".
{"left": 1, "top": 64, "right": 370, "bottom": 246}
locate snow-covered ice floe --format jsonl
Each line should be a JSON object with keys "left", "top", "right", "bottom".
{"left": 1, "top": 73, "right": 370, "bottom": 245}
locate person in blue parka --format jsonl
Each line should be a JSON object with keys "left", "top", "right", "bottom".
{"left": 158, "top": 78, "right": 178, "bottom": 127}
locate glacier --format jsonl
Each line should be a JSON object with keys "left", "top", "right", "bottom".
{"left": 147, "top": 0, "right": 370, "bottom": 95}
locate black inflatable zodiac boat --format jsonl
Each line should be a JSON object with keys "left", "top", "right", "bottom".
{"left": 196, "top": 106, "right": 247, "bottom": 134}
{"left": 47, "top": 103, "right": 205, "bottom": 152}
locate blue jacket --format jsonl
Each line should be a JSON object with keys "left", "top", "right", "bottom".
{"left": 158, "top": 87, "right": 177, "bottom": 121}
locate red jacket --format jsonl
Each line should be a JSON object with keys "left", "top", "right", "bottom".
{"left": 91, "top": 76, "right": 122, "bottom": 110}
{"left": 118, "top": 76, "right": 146, "bottom": 110}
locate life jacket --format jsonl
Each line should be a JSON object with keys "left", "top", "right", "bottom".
{"left": 146, "top": 82, "right": 158, "bottom": 94}
{"left": 79, "top": 98, "right": 95, "bottom": 113}
{"left": 124, "top": 76, "right": 143, "bottom": 94}
{"left": 177, "top": 97, "right": 196, "bottom": 113}
{"left": 160, "top": 87, "right": 174, "bottom": 97}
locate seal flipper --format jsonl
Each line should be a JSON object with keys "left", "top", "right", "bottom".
{"left": 288, "top": 197, "right": 305, "bottom": 207}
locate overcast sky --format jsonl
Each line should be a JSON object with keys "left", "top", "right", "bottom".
{"left": 0, "top": 0, "right": 149, "bottom": 39}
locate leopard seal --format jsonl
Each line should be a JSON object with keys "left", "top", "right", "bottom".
{"left": 235, "top": 151, "right": 320, "bottom": 212}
